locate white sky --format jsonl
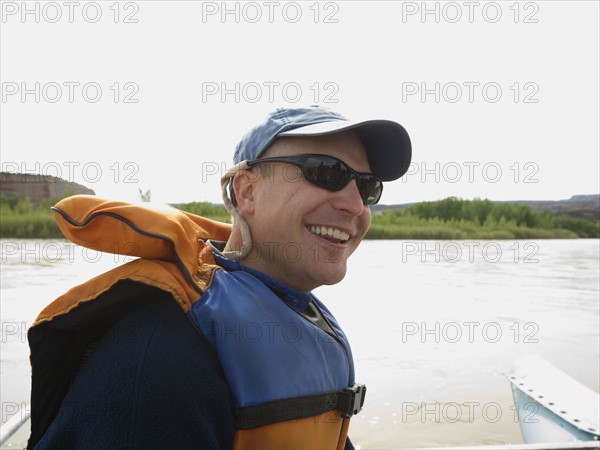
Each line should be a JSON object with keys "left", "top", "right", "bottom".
{"left": 1, "top": 1, "right": 599, "bottom": 205}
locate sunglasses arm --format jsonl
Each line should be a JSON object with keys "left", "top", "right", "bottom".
{"left": 220, "top": 160, "right": 253, "bottom": 261}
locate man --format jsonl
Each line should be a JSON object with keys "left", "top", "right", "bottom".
{"left": 27, "top": 106, "right": 411, "bottom": 449}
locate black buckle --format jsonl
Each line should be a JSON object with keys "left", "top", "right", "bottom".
{"left": 339, "top": 384, "right": 367, "bottom": 418}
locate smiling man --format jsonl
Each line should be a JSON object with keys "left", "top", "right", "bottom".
{"left": 199, "top": 106, "right": 412, "bottom": 448}
{"left": 27, "top": 106, "right": 411, "bottom": 450}
{"left": 220, "top": 106, "right": 410, "bottom": 293}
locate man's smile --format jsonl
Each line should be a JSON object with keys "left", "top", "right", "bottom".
{"left": 307, "top": 224, "right": 351, "bottom": 243}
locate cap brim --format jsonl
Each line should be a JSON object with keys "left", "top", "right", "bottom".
{"left": 279, "top": 119, "right": 412, "bottom": 181}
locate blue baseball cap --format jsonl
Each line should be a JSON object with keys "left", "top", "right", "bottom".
{"left": 233, "top": 105, "right": 412, "bottom": 181}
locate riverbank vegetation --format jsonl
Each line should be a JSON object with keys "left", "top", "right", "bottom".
{"left": 1, "top": 195, "right": 598, "bottom": 239}
{"left": 367, "top": 197, "right": 599, "bottom": 239}
{"left": 0, "top": 194, "right": 68, "bottom": 238}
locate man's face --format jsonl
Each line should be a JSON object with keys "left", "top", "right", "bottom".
{"left": 235, "top": 130, "right": 372, "bottom": 293}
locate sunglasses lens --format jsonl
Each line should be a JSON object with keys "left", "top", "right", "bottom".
{"left": 304, "top": 156, "right": 382, "bottom": 205}
{"left": 304, "top": 157, "right": 351, "bottom": 190}
{"left": 357, "top": 176, "right": 383, "bottom": 205}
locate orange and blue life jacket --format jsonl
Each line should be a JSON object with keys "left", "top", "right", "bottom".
{"left": 27, "top": 195, "right": 366, "bottom": 450}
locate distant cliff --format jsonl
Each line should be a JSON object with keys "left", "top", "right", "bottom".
{"left": 494, "top": 195, "right": 600, "bottom": 222}
{"left": 0, "top": 172, "right": 95, "bottom": 203}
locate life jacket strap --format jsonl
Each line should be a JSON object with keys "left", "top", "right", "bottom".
{"left": 234, "top": 384, "right": 367, "bottom": 429}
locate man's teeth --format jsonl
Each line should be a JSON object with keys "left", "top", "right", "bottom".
{"left": 308, "top": 225, "right": 350, "bottom": 241}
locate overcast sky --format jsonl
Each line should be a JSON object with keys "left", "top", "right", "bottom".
{"left": 1, "top": 1, "right": 598, "bottom": 205}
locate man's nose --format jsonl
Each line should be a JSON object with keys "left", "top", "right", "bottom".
{"left": 330, "top": 179, "right": 366, "bottom": 216}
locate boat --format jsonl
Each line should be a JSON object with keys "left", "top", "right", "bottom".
{"left": 507, "top": 354, "right": 599, "bottom": 444}
{"left": 0, "top": 409, "right": 30, "bottom": 449}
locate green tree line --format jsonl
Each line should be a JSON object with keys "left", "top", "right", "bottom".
{"left": 367, "top": 197, "right": 599, "bottom": 239}
{"left": 1, "top": 194, "right": 598, "bottom": 239}
{"left": 0, "top": 192, "right": 74, "bottom": 238}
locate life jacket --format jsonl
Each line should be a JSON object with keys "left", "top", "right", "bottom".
{"left": 27, "top": 195, "right": 366, "bottom": 450}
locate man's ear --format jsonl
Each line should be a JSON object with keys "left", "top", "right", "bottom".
{"left": 231, "top": 170, "right": 255, "bottom": 216}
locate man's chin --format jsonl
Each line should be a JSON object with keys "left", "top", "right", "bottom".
{"left": 315, "top": 265, "right": 347, "bottom": 288}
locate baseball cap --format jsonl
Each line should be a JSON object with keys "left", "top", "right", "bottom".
{"left": 233, "top": 105, "right": 412, "bottom": 181}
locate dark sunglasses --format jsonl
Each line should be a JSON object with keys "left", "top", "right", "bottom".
{"left": 247, "top": 153, "right": 383, "bottom": 205}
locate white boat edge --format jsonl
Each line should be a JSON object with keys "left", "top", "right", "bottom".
{"left": 0, "top": 408, "right": 30, "bottom": 448}
{"left": 508, "top": 354, "right": 600, "bottom": 443}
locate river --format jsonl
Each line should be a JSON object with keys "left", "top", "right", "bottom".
{"left": 1, "top": 239, "right": 599, "bottom": 448}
